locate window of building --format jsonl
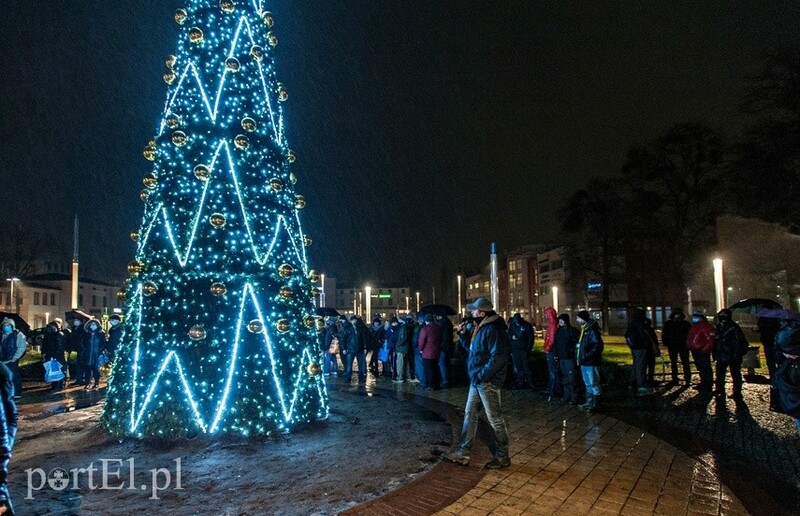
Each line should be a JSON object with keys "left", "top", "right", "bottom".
{"left": 34, "top": 292, "right": 40, "bottom": 305}
{"left": 552, "top": 260, "right": 563, "bottom": 270}
{"left": 50, "top": 293, "right": 55, "bottom": 305}
{"left": 92, "top": 295, "right": 97, "bottom": 307}
{"left": 103, "top": 296, "right": 107, "bottom": 307}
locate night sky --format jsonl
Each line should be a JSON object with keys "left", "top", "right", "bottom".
{"left": 2, "top": 1, "right": 799, "bottom": 289}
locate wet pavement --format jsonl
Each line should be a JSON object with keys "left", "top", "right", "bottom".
{"left": 17, "top": 380, "right": 106, "bottom": 421}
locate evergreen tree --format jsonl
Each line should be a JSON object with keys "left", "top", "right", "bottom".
{"left": 102, "top": 1, "right": 328, "bottom": 438}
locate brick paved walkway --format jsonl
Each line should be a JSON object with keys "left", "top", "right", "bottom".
{"left": 346, "top": 384, "right": 750, "bottom": 515}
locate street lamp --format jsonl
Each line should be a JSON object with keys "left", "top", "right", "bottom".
{"left": 712, "top": 258, "right": 724, "bottom": 312}
{"left": 320, "top": 274, "right": 326, "bottom": 308}
{"left": 552, "top": 286, "right": 559, "bottom": 313}
{"left": 5, "top": 277, "right": 19, "bottom": 313}
{"left": 416, "top": 291, "right": 420, "bottom": 312}
{"left": 365, "top": 285, "right": 372, "bottom": 322}
{"left": 457, "top": 275, "right": 462, "bottom": 317}
{"left": 726, "top": 286, "right": 733, "bottom": 308}
{"left": 405, "top": 296, "right": 409, "bottom": 313}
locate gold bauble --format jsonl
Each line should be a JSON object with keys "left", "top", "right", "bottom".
{"left": 303, "top": 236, "right": 312, "bottom": 247}
{"left": 174, "top": 8, "right": 187, "bottom": 25}
{"left": 250, "top": 45, "right": 263, "bottom": 61}
{"left": 289, "top": 172, "right": 297, "bottom": 185}
{"left": 139, "top": 189, "right": 150, "bottom": 201}
{"left": 163, "top": 71, "right": 176, "bottom": 85}
{"left": 188, "top": 325, "right": 207, "bottom": 341}
{"left": 279, "top": 286, "right": 293, "bottom": 299}
{"left": 275, "top": 319, "right": 290, "bottom": 334}
{"left": 276, "top": 83, "right": 288, "bottom": 102}
{"left": 210, "top": 282, "right": 227, "bottom": 296}
{"left": 306, "top": 362, "right": 321, "bottom": 376}
{"left": 225, "top": 57, "right": 240, "bottom": 73}
{"left": 303, "top": 315, "right": 316, "bottom": 328}
{"left": 142, "top": 281, "right": 158, "bottom": 296}
{"left": 130, "top": 230, "right": 139, "bottom": 242}
{"left": 171, "top": 130, "right": 187, "bottom": 146}
{"left": 308, "top": 269, "right": 320, "bottom": 283}
{"left": 262, "top": 11, "right": 274, "bottom": 27}
{"left": 117, "top": 290, "right": 127, "bottom": 302}
{"left": 278, "top": 263, "right": 294, "bottom": 278}
{"left": 241, "top": 117, "right": 256, "bottom": 132}
{"left": 269, "top": 178, "right": 283, "bottom": 192}
{"left": 267, "top": 32, "right": 278, "bottom": 48}
{"left": 295, "top": 195, "right": 306, "bottom": 209}
{"left": 166, "top": 55, "right": 177, "bottom": 69}
{"left": 143, "top": 145, "right": 156, "bottom": 161}
{"left": 127, "top": 261, "right": 143, "bottom": 275}
{"left": 209, "top": 213, "right": 226, "bottom": 228}
{"left": 234, "top": 134, "right": 249, "bottom": 150}
{"left": 142, "top": 173, "right": 157, "bottom": 189}
{"left": 287, "top": 149, "right": 296, "bottom": 163}
{"left": 219, "top": 0, "right": 234, "bottom": 14}
{"left": 193, "top": 164, "right": 210, "bottom": 181}
{"left": 247, "top": 319, "right": 264, "bottom": 334}
{"left": 315, "top": 318, "right": 325, "bottom": 333}
{"left": 189, "top": 27, "right": 204, "bottom": 43}
{"left": 165, "top": 114, "right": 181, "bottom": 129}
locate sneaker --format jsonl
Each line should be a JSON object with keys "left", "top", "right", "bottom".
{"left": 485, "top": 457, "right": 511, "bottom": 469}
{"left": 391, "top": 379, "right": 404, "bottom": 384}
{"left": 409, "top": 378, "right": 420, "bottom": 384}
{"left": 443, "top": 449, "right": 470, "bottom": 465}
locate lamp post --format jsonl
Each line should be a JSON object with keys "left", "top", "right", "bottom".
{"left": 713, "top": 258, "right": 725, "bottom": 312}
{"left": 726, "top": 286, "right": 733, "bottom": 308}
{"left": 358, "top": 291, "right": 362, "bottom": 317}
{"left": 6, "top": 277, "right": 19, "bottom": 313}
{"left": 416, "top": 291, "right": 420, "bottom": 312}
{"left": 320, "top": 274, "right": 326, "bottom": 308}
{"left": 457, "top": 274, "right": 462, "bottom": 317}
{"left": 552, "top": 286, "right": 559, "bottom": 313}
{"left": 365, "top": 285, "right": 372, "bottom": 322}
{"left": 405, "top": 296, "right": 409, "bottom": 313}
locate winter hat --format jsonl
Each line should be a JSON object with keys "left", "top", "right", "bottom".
{"left": 576, "top": 310, "right": 591, "bottom": 323}
{"left": 423, "top": 314, "right": 433, "bottom": 323}
{"left": 558, "top": 314, "right": 571, "bottom": 324}
{"left": 670, "top": 308, "right": 685, "bottom": 319}
{"left": 512, "top": 313, "right": 521, "bottom": 322}
{"left": 691, "top": 310, "right": 705, "bottom": 319}
{"left": 0, "top": 318, "right": 15, "bottom": 329}
{"left": 109, "top": 314, "right": 121, "bottom": 322}
{"left": 372, "top": 317, "right": 381, "bottom": 325}
{"left": 466, "top": 297, "right": 493, "bottom": 312}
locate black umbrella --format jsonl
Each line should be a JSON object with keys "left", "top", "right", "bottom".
{"left": 0, "top": 312, "right": 30, "bottom": 334}
{"left": 419, "top": 304, "right": 457, "bottom": 316}
{"left": 728, "top": 298, "right": 783, "bottom": 315}
{"left": 314, "top": 307, "right": 340, "bottom": 318}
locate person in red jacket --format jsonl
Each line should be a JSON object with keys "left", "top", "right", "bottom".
{"left": 542, "top": 308, "right": 559, "bottom": 399}
{"left": 687, "top": 310, "right": 714, "bottom": 402}
{"left": 417, "top": 315, "right": 442, "bottom": 390}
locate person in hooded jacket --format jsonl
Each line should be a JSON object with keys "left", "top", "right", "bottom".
{"left": 0, "top": 362, "right": 17, "bottom": 514}
{"left": 687, "top": 310, "right": 715, "bottom": 401}
{"left": 625, "top": 308, "right": 658, "bottom": 396}
{"left": 507, "top": 313, "right": 534, "bottom": 389}
{"left": 106, "top": 314, "right": 123, "bottom": 359}
{"left": 412, "top": 314, "right": 425, "bottom": 384}
{"left": 337, "top": 316, "right": 358, "bottom": 381}
{"left": 384, "top": 317, "right": 400, "bottom": 379}
{"left": 0, "top": 319, "right": 26, "bottom": 399}
{"left": 554, "top": 313, "right": 580, "bottom": 404}
{"left": 713, "top": 308, "right": 748, "bottom": 402}
{"left": 66, "top": 318, "right": 86, "bottom": 385}
{"left": 772, "top": 319, "right": 800, "bottom": 436}
{"left": 435, "top": 315, "right": 454, "bottom": 389}
{"left": 542, "top": 308, "right": 560, "bottom": 398}
{"left": 576, "top": 310, "right": 603, "bottom": 411}
{"left": 81, "top": 319, "right": 107, "bottom": 389}
{"left": 662, "top": 308, "right": 692, "bottom": 385}
{"left": 443, "top": 297, "right": 511, "bottom": 469}
{"left": 41, "top": 321, "right": 66, "bottom": 392}
{"left": 368, "top": 317, "right": 385, "bottom": 376}
{"left": 393, "top": 316, "right": 412, "bottom": 383}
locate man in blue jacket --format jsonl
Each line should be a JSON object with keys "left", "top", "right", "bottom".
{"left": 443, "top": 297, "right": 511, "bottom": 469}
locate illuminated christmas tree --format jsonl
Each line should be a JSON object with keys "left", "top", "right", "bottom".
{"left": 102, "top": 0, "right": 328, "bottom": 438}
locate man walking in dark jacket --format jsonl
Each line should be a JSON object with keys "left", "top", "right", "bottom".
{"left": 443, "top": 297, "right": 511, "bottom": 469}
{"left": 576, "top": 310, "right": 604, "bottom": 411}
{"left": 507, "top": 313, "right": 534, "bottom": 389}
{"left": 714, "top": 308, "right": 748, "bottom": 402}
{"left": 554, "top": 314, "right": 579, "bottom": 404}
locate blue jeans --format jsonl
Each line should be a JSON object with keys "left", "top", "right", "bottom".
{"left": 438, "top": 351, "right": 450, "bottom": 387}
{"left": 323, "top": 352, "right": 337, "bottom": 375}
{"left": 546, "top": 352, "right": 561, "bottom": 395}
{"left": 581, "top": 365, "right": 601, "bottom": 395}
{"left": 356, "top": 350, "right": 367, "bottom": 381}
{"left": 457, "top": 383, "right": 509, "bottom": 460}
{"left": 414, "top": 347, "right": 425, "bottom": 383}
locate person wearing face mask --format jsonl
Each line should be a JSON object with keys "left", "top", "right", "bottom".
{"left": 367, "top": 317, "right": 385, "bottom": 377}
{"left": 81, "top": 319, "right": 107, "bottom": 389}
{"left": 713, "top": 308, "right": 749, "bottom": 403}
{"left": 662, "top": 309, "right": 692, "bottom": 386}
{"left": 41, "top": 321, "right": 66, "bottom": 392}
{"left": 106, "top": 314, "right": 123, "bottom": 359}
{"left": 0, "top": 319, "right": 26, "bottom": 400}
{"left": 66, "top": 318, "right": 86, "bottom": 386}
{"left": 554, "top": 313, "right": 580, "bottom": 404}
{"left": 443, "top": 297, "right": 510, "bottom": 469}
{"left": 687, "top": 311, "right": 715, "bottom": 402}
